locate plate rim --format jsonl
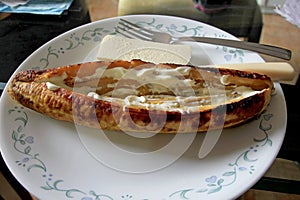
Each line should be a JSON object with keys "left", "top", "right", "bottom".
{"left": 0, "top": 14, "right": 286, "bottom": 200}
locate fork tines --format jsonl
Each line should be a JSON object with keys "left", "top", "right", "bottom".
{"left": 115, "top": 19, "right": 153, "bottom": 41}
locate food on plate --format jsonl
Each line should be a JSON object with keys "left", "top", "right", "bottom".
{"left": 97, "top": 35, "right": 192, "bottom": 65}
{"left": 7, "top": 59, "right": 273, "bottom": 133}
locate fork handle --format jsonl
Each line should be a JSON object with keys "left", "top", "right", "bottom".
{"left": 178, "top": 37, "right": 291, "bottom": 60}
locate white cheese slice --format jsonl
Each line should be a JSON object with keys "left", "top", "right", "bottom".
{"left": 97, "top": 35, "right": 192, "bottom": 65}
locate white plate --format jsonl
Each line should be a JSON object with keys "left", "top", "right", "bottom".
{"left": 0, "top": 15, "right": 286, "bottom": 200}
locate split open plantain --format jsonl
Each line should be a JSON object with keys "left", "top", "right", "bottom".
{"left": 8, "top": 60, "right": 274, "bottom": 133}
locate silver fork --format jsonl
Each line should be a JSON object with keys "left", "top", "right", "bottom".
{"left": 115, "top": 19, "right": 291, "bottom": 60}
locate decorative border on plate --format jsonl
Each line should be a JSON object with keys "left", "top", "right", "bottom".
{"left": 6, "top": 18, "right": 272, "bottom": 199}
{"left": 8, "top": 106, "right": 274, "bottom": 199}
{"left": 31, "top": 28, "right": 111, "bottom": 70}
{"left": 135, "top": 18, "right": 245, "bottom": 63}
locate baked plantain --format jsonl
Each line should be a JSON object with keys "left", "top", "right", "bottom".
{"left": 7, "top": 60, "right": 273, "bottom": 133}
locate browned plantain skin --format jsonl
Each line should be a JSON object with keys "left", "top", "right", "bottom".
{"left": 8, "top": 60, "right": 273, "bottom": 133}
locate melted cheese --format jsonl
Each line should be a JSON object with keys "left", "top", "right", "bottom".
{"left": 76, "top": 66, "right": 195, "bottom": 97}
{"left": 44, "top": 65, "right": 262, "bottom": 113}
{"left": 46, "top": 82, "right": 60, "bottom": 91}
{"left": 76, "top": 67, "right": 127, "bottom": 82}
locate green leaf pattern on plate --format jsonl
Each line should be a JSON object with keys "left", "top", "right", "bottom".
{"left": 7, "top": 19, "right": 273, "bottom": 199}
{"left": 135, "top": 19, "right": 245, "bottom": 63}
{"left": 31, "top": 28, "right": 111, "bottom": 70}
